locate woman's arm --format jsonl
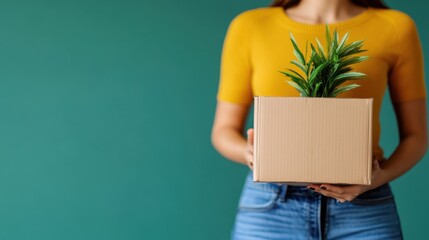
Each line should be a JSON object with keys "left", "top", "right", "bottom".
{"left": 309, "top": 98, "right": 428, "bottom": 202}
{"left": 211, "top": 100, "right": 251, "bottom": 167}
{"left": 377, "top": 98, "right": 428, "bottom": 184}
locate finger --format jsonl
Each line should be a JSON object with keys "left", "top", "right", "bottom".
{"left": 248, "top": 158, "right": 253, "bottom": 170}
{"left": 247, "top": 161, "right": 253, "bottom": 170}
{"left": 247, "top": 128, "right": 254, "bottom": 146}
{"left": 315, "top": 184, "right": 345, "bottom": 195}
{"left": 372, "top": 159, "right": 380, "bottom": 170}
{"left": 308, "top": 184, "right": 360, "bottom": 202}
{"left": 315, "top": 187, "right": 353, "bottom": 202}
{"left": 246, "top": 146, "right": 253, "bottom": 154}
{"left": 311, "top": 187, "right": 342, "bottom": 200}
{"left": 245, "top": 148, "right": 251, "bottom": 160}
{"left": 245, "top": 148, "right": 254, "bottom": 170}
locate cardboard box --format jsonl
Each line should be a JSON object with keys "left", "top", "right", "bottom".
{"left": 253, "top": 96, "right": 373, "bottom": 185}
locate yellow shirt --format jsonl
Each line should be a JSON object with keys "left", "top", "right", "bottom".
{"left": 216, "top": 6, "right": 427, "bottom": 160}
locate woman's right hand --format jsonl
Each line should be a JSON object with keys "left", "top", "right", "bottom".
{"left": 245, "top": 128, "right": 254, "bottom": 170}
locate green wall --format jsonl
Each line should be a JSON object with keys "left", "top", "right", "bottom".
{"left": 0, "top": 0, "right": 427, "bottom": 239}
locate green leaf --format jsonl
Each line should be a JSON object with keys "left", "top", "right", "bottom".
{"left": 325, "top": 24, "right": 331, "bottom": 54}
{"left": 304, "top": 40, "right": 309, "bottom": 61}
{"left": 339, "top": 40, "right": 364, "bottom": 57}
{"left": 279, "top": 69, "right": 306, "bottom": 82}
{"left": 315, "top": 38, "right": 326, "bottom": 60}
{"left": 331, "top": 83, "right": 361, "bottom": 97}
{"left": 329, "top": 29, "right": 339, "bottom": 59}
{"left": 336, "top": 32, "right": 349, "bottom": 53}
{"left": 291, "top": 60, "right": 308, "bottom": 75}
{"left": 312, "top": 82, "right": 323, "bottom": 97}
{"left": 328, "top": 63, "right": 340, "bottom": 79}
{"left": 339, "top": 56, "right": 369, "bottom": 67}
{"left": 286, "top": 80, "right": 308, "bottom": 97}
{"left": 329, "top": 71, "right": 366, "bottom": 92}
{"left": 334, "top": 72, "right": 366, "bottom": 82}
{"left": 310, "top": 43, "right": 323, "bottom": 65}
{"left": 336, "top": 66, "right": 353, "bottom": 75}
{"left": 278, "top": 70, "right": 309, "bottom": 91}
{"left": 309, "top": 62, "right": 328, "bottom": 85}
{"left": 289, "top": 33, "right": 306, "bottom": 64}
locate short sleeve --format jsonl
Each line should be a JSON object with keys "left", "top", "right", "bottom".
{"left": 388, "top": 15, "right": 427, "bottom": 103}
{"left": 216, "top": 13, "right": 253, "bottom": 106}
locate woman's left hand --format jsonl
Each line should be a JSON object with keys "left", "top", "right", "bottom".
{"left": 307, "top": 158, "right": 386, "bottom": 203}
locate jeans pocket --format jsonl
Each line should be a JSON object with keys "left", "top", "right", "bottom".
{"left": 350, "top": 183, "right": 394, "bottom": 205}
{"left": 238, "top": 171, "right": 281, "bottom": 211}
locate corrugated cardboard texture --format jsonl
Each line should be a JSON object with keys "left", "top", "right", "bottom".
{"left": 253, "top": 96, "right": 373, "bottom": 185}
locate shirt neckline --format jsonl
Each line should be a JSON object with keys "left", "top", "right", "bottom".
{"left": 274, "top": 6, "right": 374, "bottom": 31}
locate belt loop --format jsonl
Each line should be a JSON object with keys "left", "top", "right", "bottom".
{"left": 279, "top": 184, "right": 288, "bottom": 202}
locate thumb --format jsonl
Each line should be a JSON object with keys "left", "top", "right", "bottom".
{"left": 247, "top": 128, "right": 254, "bottom": 146}
{"left": 372, "top": 158, "right": 380, "bottom": 170}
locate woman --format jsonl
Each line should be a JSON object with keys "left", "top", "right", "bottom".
{"left": 211, "top": 0, "right": 428, "bottom": 239}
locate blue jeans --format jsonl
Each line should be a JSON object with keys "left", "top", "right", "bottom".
{"left": 230, "top": 170, "right": 403, "bottom": 240}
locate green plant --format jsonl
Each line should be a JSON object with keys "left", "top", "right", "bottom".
{"left": 279, "top": 25, "right": 369, "bottom": 97}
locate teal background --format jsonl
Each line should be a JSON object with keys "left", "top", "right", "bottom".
{"left": 0, "top": 0, "right": 427, "bottom": 239}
